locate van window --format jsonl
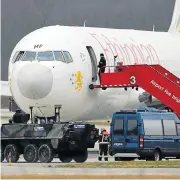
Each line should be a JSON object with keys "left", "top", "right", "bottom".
{"left": 127, "top": 117, "right": 138, "bottom": 136}
{"left": 22, "top": 51, "right": 36, "bottom": 61}
{"left": 37, "top": 51, "right": 54, "bottom": 61}
{"left": 163, "top": 120, "right": 177, "bottom": 135}
{"left": 114, "top": 118, "right": 124, "bottom": 135}
{"left": 54, "top": 51, "right": 66, "bottom": 63}
{"left": 143, "top": 119, "right": 163, "bottom": 136}
{"left": 176, "top": 124, "right": 180, "bottom": 136}
{"left": 63, "top": 51, "right": 73, "bottom": 63}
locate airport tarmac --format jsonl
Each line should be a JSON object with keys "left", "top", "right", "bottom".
{"left": 1, "top": 163, "right": 180, "bottom": 176}
{"left": 1, "top": 153, "right": 180, "bottom": 176}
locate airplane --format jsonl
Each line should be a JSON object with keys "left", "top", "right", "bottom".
{"left": 5, "top": 0, "right": 180, "bottom": 122}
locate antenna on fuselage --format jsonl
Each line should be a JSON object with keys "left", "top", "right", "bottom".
{"left": 152, "top": 25, "right": 155, "bottom": 32}
{"left": 84, "top": 20, "right": 86, "bottom": 27}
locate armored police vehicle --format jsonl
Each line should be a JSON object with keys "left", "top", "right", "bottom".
{"left": 109, "top": 108, "right": 180, "bottom": 161}
{"left": 1, "top": 106, "right": 99, "bottom": 163}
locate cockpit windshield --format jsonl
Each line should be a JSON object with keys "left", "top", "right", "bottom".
{"left": 13, "top": 50, "right": 73, "bottom": 63}
{"left": 37, "top": 51, "right": 54, "bottom": 61}
{"left": 54, "top": 51, "right": 66, "bottom": 63}
{"left": 22, "top": 51, "right": 36, "bottom": 61}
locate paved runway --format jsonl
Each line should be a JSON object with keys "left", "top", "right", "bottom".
{"left": 2, "top": 164, "right": 180, "bottom": 175}
{"left": 1, "top": 153, "right": 180, "bottom": 175}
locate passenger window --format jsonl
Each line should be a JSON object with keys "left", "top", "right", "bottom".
{"left": 176, "top": 124, "right": 180, "bottom": 136}
{"left": 163, "top": 120, "right": 177, "bottom": 135}
{"left": 143, "top": 119, "right": 163, "bottom": 136}
{"left": 63, "top": 51, "right": 73, "bottom": 63}
{"left": 114, "top": 118, "right": 124, "bottom": 135}
{"left": 54, "top": 51, "right": 66, "bottom": 63}
{"left": 22, "top": 51, "right": 36, "bottom": 61}
{"left": 127, "top": 117, "right": 138, "bottom": 136}
{"left": 37, "top": 51, "right": 54, "bottom": 61}
{"left": 12, "top": 51, "right": 25, "bottom": 63}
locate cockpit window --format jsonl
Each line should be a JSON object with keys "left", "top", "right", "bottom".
{"left": 21, "top": 51, "right": 36, "bottom": 61}
{"left": 12, "top": 51, "right": 24, "bottom": 63}
{"left": 63, "top": 51, "right": 73, "bottom": 63}
{"left": 12, "top": 50, "right": 73, "bottom": 63}
{"left": 37, "top": 51, "right": 54, "bottom": 61}
{"left": 54, "top": 51, "right": 66, "bottom": 63}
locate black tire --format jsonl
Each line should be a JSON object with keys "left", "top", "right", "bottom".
{"left": 73, "top": 150, "right": 88, "bottom": 163}
{"left": 23, "top": 144, "right": 39, "bottom": 163}
{"left": 59, "top": 152, "right": 73, "bottom": 163}
{"left": 153, "top": 149, "right": 162, "bottom": 161}
{"left": 1, "top": 145, "right": 5, "bottom": 162}
{"left": 4, "top": 144, "right": 20, "bottom": 163}
{"left": 114, "top": 157, "right": 121, "bottom": 161}
{"left": 38, "top": 144, "right": 53, "bottom": 163}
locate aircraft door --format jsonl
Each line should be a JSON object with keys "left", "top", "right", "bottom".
{"left": 86, "top": 46, "right": 98, "bottom": 82}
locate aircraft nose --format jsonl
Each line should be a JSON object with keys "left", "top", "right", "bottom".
{"left": 17, "top": 64, "right": 53, "bottom": 100}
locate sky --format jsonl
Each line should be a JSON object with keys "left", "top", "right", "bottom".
{"left": 1, "top": 0, "right": 175, "bottom": 80}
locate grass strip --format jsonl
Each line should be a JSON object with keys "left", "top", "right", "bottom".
{"left": 87, "top": 120, "right": 110, "bottom": 125}
{"left": 0, "top": 114, "right": 13, "bottom": 118}
{"left": 55, "top": 161, "right": 180, "bottom": 168}
{"left": 2, "top": 174, "right": 180, "bottom": 179}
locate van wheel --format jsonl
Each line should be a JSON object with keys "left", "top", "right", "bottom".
{"left": 114, "top": 157, "right": 121, "bottom": 161}
{"left": 153, "top": 149, "right": 162, "bottom": 161}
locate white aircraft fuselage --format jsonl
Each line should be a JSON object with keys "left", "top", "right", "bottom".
{"left": 8, "top": 26, "right": 180, "bottom": 121}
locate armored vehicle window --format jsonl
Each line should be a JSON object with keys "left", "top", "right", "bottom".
{"left": 63, "top": 51, "right": 73, "bottom": 63}
{"left": 54, "top": 51, "right": 66, "bottom": 62}
{"left": 22, "top": 51, "right": 36, "bottom": 61}
{"left": 37, "top": 51, "right": 54, "bottom": 61}
{"left": 163, "top": 120, "right": 177, "bottom": 136}
{"left": 127, "top": 117, "right": 138, "bottom": 136}
{"left": 143, "top": 119, "right": 163, "bottom": 136}
{"left": 176, "top": 124, "right": 180, "bottom": 136}
{"left": 114, "top": 118, "right": 124, "bottom": 135}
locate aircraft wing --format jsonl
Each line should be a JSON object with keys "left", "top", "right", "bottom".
{"left": 0, "top": 81, "right": 11, "bottom": 96}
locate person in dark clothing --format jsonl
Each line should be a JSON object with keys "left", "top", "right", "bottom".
{"left": 98, "top": 128, "right": 110, "bottom": 161}
{"left": 98, "top": 53, "right": 106, "bottom": 81}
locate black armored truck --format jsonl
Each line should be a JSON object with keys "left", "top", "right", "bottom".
{"left": 1, "top": 105, "right": 99, "bottom": 163}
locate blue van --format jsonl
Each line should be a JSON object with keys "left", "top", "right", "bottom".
{"left": 109, "top": 108, "right": 180, "bottom": 161}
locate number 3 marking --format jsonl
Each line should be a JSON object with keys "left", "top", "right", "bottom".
{"left": 130, "top": 76, "right": 136, "bottom": 84}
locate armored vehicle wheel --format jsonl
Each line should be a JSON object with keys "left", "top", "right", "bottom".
{"left": 4, "top": 144, "right": 20, "bottom": 163}
{"left": 38, "top": 144, "right": 53, "bottom": 163}
{"left": 23, "top": 144, "right": 39, "bottom": 163}
{"left": 59, "top": 152, "right": 72, "bottom": 163}
{"left": 73, "top": 150, "right": 88, "bottom": 163}
{"left": 1, "top": 145, "right": 5, "bottom": 162}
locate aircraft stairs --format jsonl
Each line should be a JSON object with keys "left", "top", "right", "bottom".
{"left": 89, "top": 63, "right": 180, "bottom": 117}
